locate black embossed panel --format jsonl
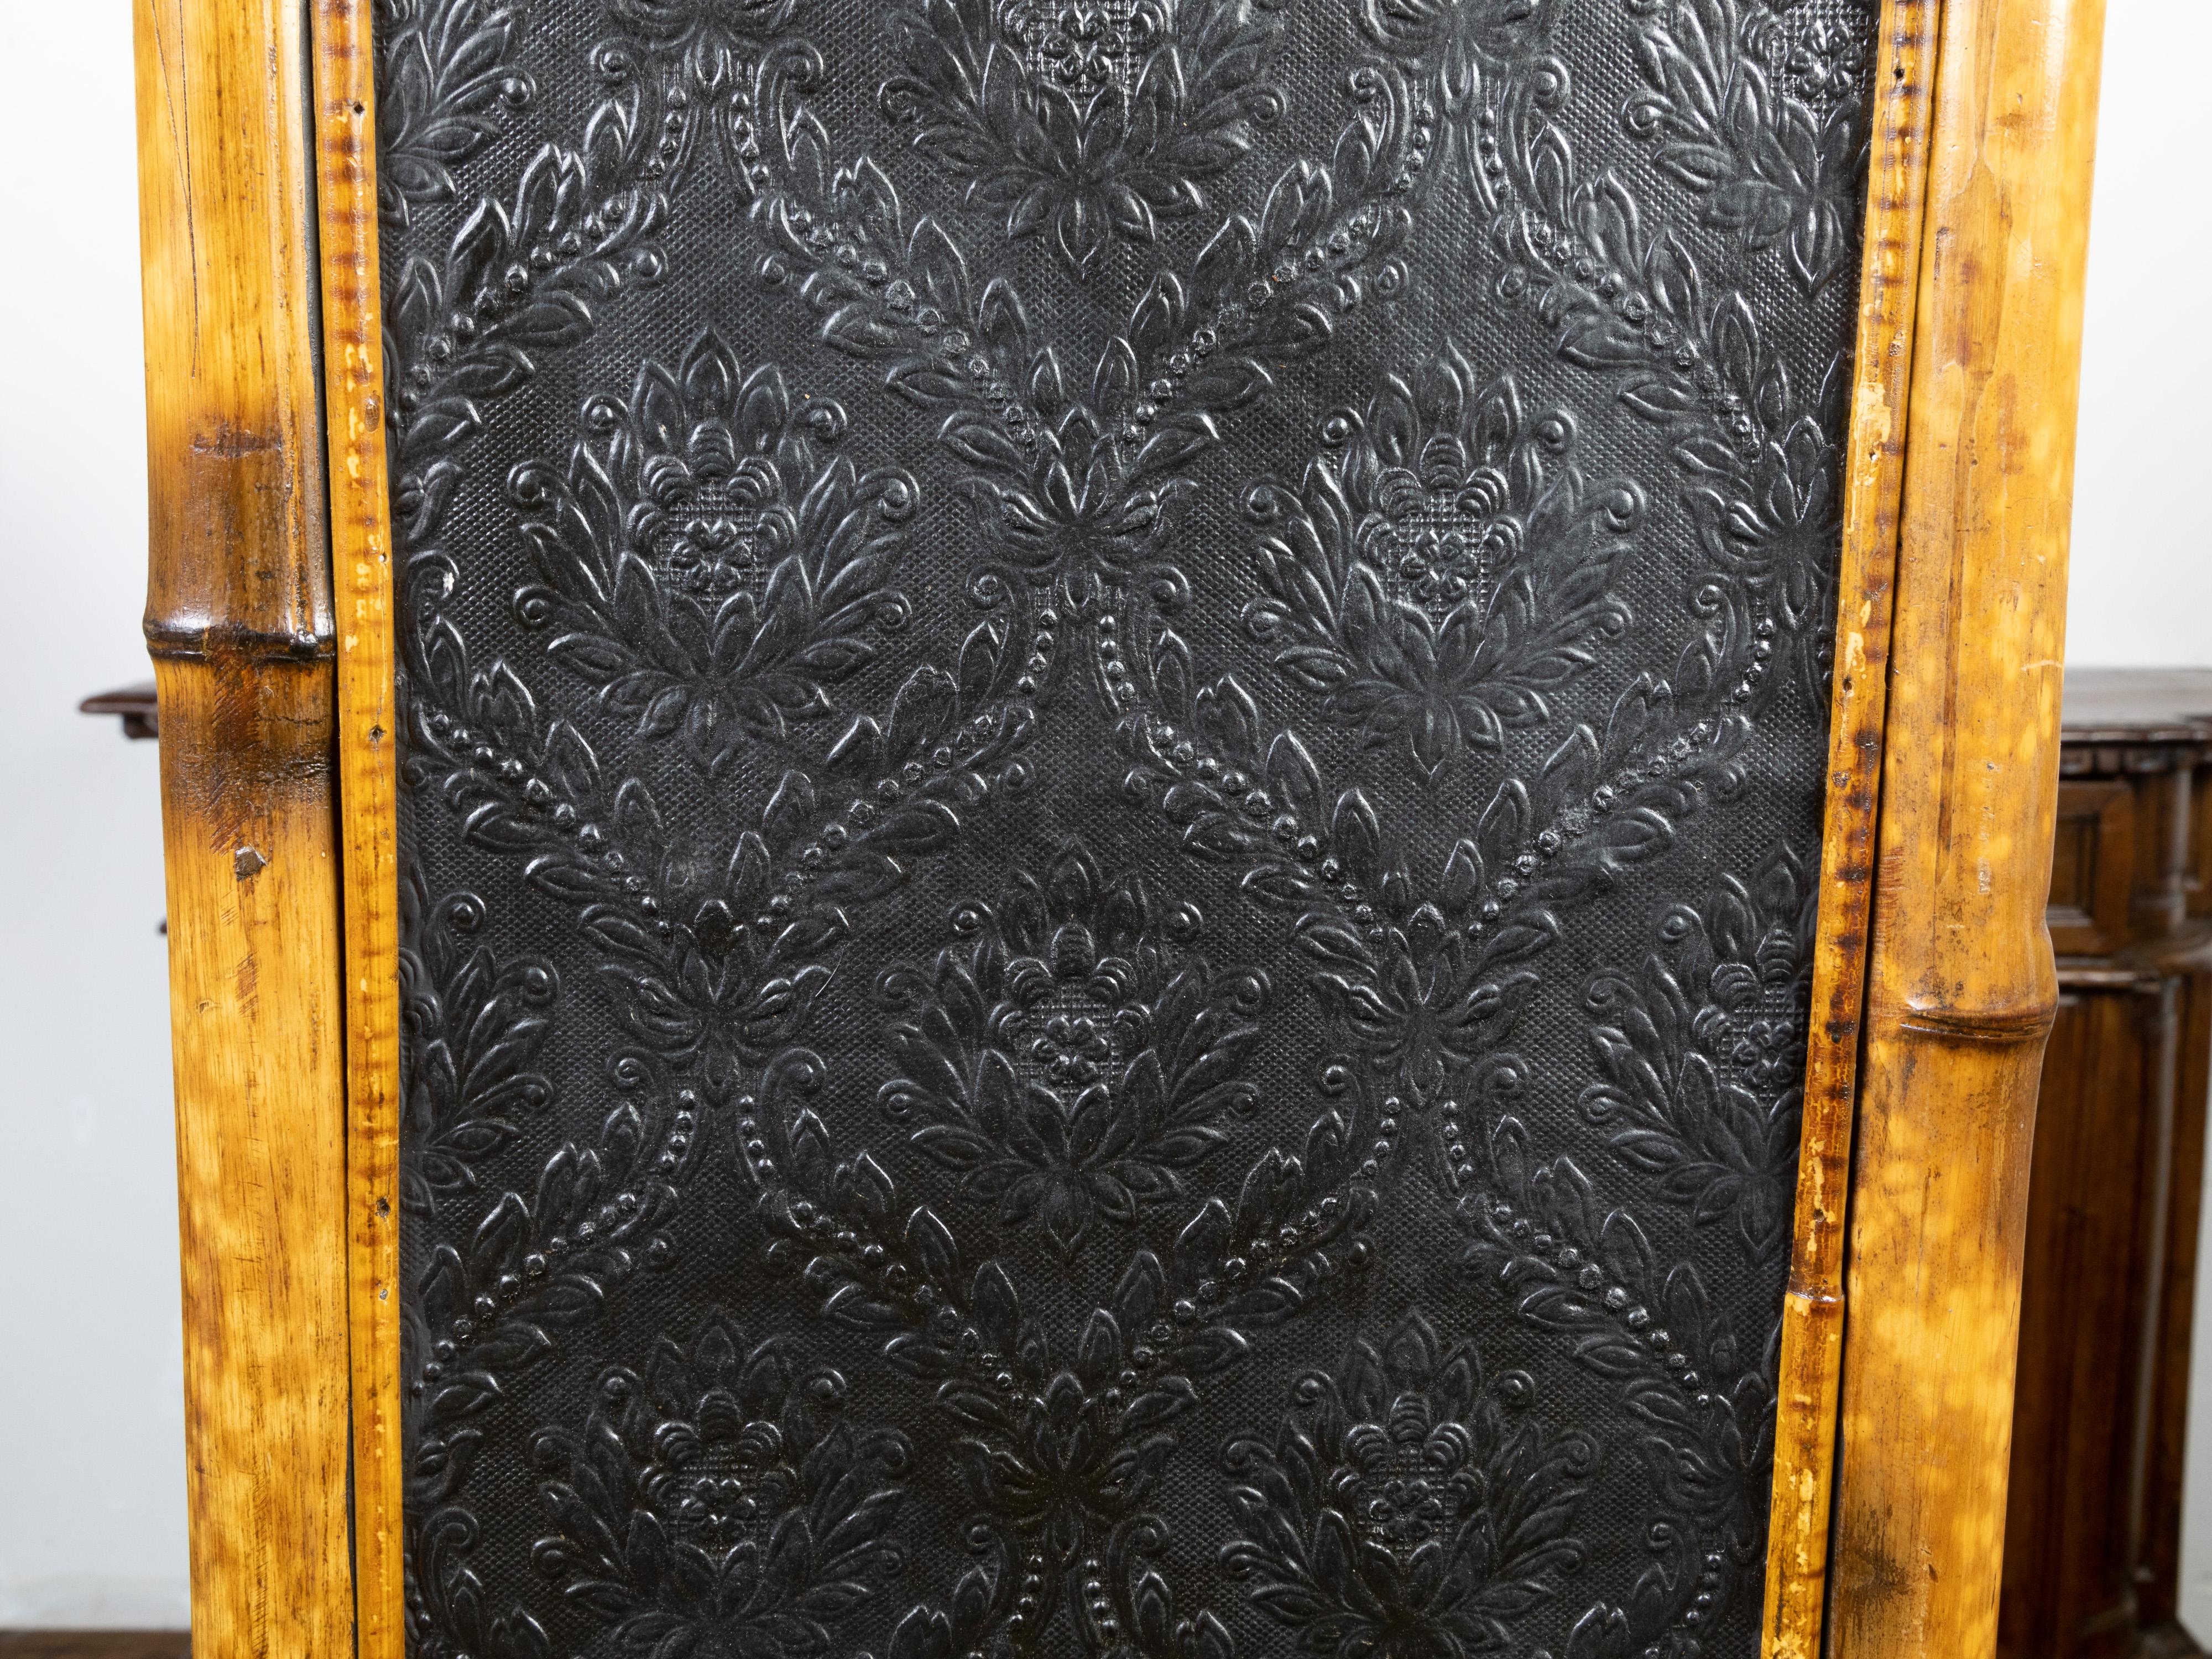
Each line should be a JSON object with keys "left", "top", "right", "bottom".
{"left": 380, "top": 2, "right": 1869, "bottom": 1655}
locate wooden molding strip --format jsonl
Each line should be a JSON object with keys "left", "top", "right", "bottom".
{"left": 309, "top": 2, "right": 406, "bottom": 1656}
{"left": 1828, "top": 0, "right": 2108, "bottom": 1653}
{"left": 133, "top": 0, "right": 354, "bottom": 1653}
{"left": 1761, "top": 4, "right": 1945, "bottom": 1652}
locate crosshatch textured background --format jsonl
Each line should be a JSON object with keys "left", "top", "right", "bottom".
{"left": 0, "top": 0, "right": 2205, "bottom": 1637}
{"left": 380, "top": 2, "right": 1866, "bottom": 1653}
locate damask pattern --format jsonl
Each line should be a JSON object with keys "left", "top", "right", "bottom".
{"left": 379, "top": 0, "right": 1869, "bottom": 1653}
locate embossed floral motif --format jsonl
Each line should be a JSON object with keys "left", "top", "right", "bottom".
{"left": 1747, "top": 0, "right": 1871, "bottom": 114}
{"left": 377, "top": 0, "right": 535, "bottom": 225}
{"left": 1316, "top": 900, "right": 1530, "bottom": 1107}
{"left": 881, "top": 0, "right": 1284, "bottom": 275}
{"left": 1495, "top": 185, "right": 1849, "bottom": 714}
{"left": 1244, "top": 347, "right": 1644, "bottom": 781}
{"left": 398, "top": 871, "right": 559, "bottom": 1215}
{"left": 602, "top": 0, "right": 799, "bottom": 88}
{"left": 957, "top": 375, "right": 1201, "bottom": 585}
{"left": 947, "top": 1311, "right": 1181, "bottom": 1564}
{"left": 881, "top": 842, "right": 1267, "bottom": 1256}
{"left": 397, "top": 594, "right": 864, "bottom": 1094}
{"left": 512, "top": 330, "right": 916, "bottom": 773}
{"left": 1580, "top": 846, "right": 1813, "bottom": 1256}
{"left": 410, "top": 1507, "right": 559, "bottom": 1659}
{"left": 1005, "top": 0, "right": 1165, "bottom": 92}
{"left": 1625, "top": 0, "right": 1869, "bottom": 292}
{"left": 885, "top": 1261, "right": 1240, "bottom": 1649}
{"left": 531, "top": 1311, "right": 911, "bottom": 1657}
{"left": 1783, "top": 20, "right": 1864, "bottom": 106}
{"left": 383, "top": 0, "right": 1875, "bottom": 1646}
{"left": 1681, "top": 365, "right": 1846, "bottom": 709}
{"left": 384, "top": 135, "right": 664, "bottom": 544}
{"left": 1222, "top": 1313, "right": 1594, "bottom": 1656}
{"left": 1267, "top": 781, "right": 1548, "bottom": 1104}
{"left": 1457, "top": 1132, "right": 1779, "bottom": 1650}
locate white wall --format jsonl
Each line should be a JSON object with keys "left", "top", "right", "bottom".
{"left": 0, "top": 0, "right": 2203, "bottom": 1637}
{"left": 0, "top": 1, "right": 189, "bottom": 1630}
{"left": 2084, "top": 3, "right": 2212, "bottom": 1641}
{"left": 2066, "top": 1, "right": 2212, "bottom": 669}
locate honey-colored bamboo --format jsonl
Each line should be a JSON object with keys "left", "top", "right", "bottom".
{"left": 1760, "top": 6, "right": 1945, "bottom": 1653}
{"left": 1828, "top": 0, "right": 2108, "bottom": 1652}
{"left": 310, "top": 2, "right": 404, "bottom": 1654}
{"left": 134, "top": 0, "right": 355, "bottom": 1653}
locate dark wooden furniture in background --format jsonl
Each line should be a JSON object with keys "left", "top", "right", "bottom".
{"left": 79, "top": 683, "right": 158, "bottom": 740}
{"left": 2002, "top": 669, "right": 2212, "bottom": 1659}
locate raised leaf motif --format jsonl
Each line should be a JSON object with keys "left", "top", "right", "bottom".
{"left": 880, "top": 0, "right": 1286, "bottom": 276}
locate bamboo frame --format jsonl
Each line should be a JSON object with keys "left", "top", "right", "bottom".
{"left": 1828, "top": 1, "right": 2107, "bottom": 1654}
{"left": 133, "top": 0, "right": 2108, "bottom": 1653}
{"left": 133, "top": 1, "right": 355, "bottom": 1655}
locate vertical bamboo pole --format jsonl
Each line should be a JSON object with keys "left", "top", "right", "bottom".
{"left": 134, "top": 1, "right": 354, "bottom": 1653}
{"left": 309, "top": 4, "right": 405, "bottom": 1654}
{"left": 1828, "top": 0, "right": 2107, "bottom": 1653}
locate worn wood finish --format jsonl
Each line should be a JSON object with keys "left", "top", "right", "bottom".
{"left": 309, "top": 3, "right": 404, "bottom": 1655}
{"left": 1828, "top": 0, "right": 2107, "bottom": 1652}
{"left": 134, "top": 0, "right": 354, "bottom": 1655}
{"left": 1759, "top": 4, "right": 1943, "bottom": 1652}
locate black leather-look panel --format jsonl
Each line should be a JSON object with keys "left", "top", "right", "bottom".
{"left": 381, "top": 2, "right": 1870, "bottom": 1653}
